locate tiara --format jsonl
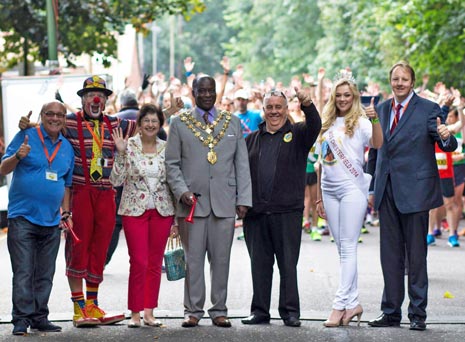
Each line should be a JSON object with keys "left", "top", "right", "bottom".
{"left": 333, "top": 69, "right": 357, "bottom": 84}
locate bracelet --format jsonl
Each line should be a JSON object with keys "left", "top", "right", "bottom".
{"left": 62, "top": 211, "right": 72, "bottom": 216}
{"left": 185, "top": 71, "right": 192, "bottom": 77}
{"left": 315, "top": 199, "right": 322, "bottom": 205}
{"left": 224, "top": 71, "right": 230, "bottom": 76}
{"left": 370, "top": 117, "right": 380, "bottom": 124}
{"left": 15, "top": 152, "right": 22, "bottom": 161}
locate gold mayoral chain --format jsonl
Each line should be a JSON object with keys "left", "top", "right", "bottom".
{"left": 179, "top": 110, "right": 232, "bottom": 165}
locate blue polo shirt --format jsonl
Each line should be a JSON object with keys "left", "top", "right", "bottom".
{"left": 2, "top": 125, "right": 74, "bottom": 226}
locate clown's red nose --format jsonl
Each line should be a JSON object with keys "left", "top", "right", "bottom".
{"left": 93, "top": 96, "right": 101, "bottom": 104}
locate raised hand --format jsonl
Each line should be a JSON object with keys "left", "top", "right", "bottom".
{"left": 317, "top": 67, "right": 326, "bottom": 81}
{"left": 184, "top": 57, "right": 195, "bottom": 73}
{"left": 437, "top": 117, "right": 450, "bottom": 140}
{"left": 220, "top": 56, "right": 230, "bottom": 74}
{"left": 365, "top": 97, "right": 379, "bottom": 121}
{"left": 294, "top": 87, "right": 312, "bottom": 107}
{"left": 16, "top": 135, "right": 31, "bottom": 160}
{"left": 142, "top": 73, "right": 152, "bottom": 91}
{"left": 19, "top": 111, "right": 32, "bottom": 130}
{"left": 170, "top": 92, "right": 184, "bottom": 111}
{"left": 111, "top": 127, "right": 128, "bottom": 154}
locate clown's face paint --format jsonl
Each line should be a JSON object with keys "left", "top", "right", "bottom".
{"left": 82, "top": 92, "right": 107, "bottom": 118}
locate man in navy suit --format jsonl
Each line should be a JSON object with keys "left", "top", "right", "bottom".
{"left": 367, "top": 61, "right": 457, "bottom": 331}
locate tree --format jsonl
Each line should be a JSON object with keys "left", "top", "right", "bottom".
{"left": 379, "top": 0, "right": 465, "bottom": 89}
{"left": 223, "top": 0, "right": 323, "bottom": 83}
{"left": 0, "top": 0, "right": 205, "bottom": 74}
{"left": 314, "top": 0, "right": 465, "bottom": 91}
{"left": 144, "top": 0, "right": 236, "bottom": 78}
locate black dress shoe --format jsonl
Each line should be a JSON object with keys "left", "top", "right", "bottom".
{"left": 410, "top": 318, "right": 426, "bottom": 331}
{"left": 283, "top": 316, "right": 301, "bottom": 327}
{"left": 241, "top": 314, "right": 270, "bottom": 325}
{"left": 31, "top": 320, "right": 62, "bottom": 332}
{"left": 12, "top": 323, "right": 28, "bottom": 336}
{"left": 368, "top": 313, "right": 400, "bottom": 327}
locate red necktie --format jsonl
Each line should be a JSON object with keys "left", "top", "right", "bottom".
{"left": 390, "top": 103, "right": 402, "bottom": 134}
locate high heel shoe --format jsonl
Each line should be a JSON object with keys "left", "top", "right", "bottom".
{"left": 342, "top": 304, "right": 363, "bottom": 326}
{"left": 323, "top": 309, "right": 345, "bottom": 327}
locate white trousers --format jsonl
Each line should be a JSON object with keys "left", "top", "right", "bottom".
{"left": 323, "top": 183, "right": 366, "bottom": 310}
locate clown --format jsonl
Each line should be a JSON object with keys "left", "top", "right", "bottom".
{"left": 20, "top": 76, "right": 137, "bottom": 327}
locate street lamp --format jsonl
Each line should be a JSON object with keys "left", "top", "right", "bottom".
{"left": 46, "top": 0, "right": 59, "bottom": 73}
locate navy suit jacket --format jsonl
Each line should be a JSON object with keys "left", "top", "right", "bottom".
{"left": 373, "top": 93, "right": 458, "bottom": 213}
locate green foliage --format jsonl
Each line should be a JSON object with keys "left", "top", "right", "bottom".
{"left": 0, "top": 0, "right": 205, "bottom": 73}
{"left": 2, "top": 0, "right": 465, "bottom": 91}
{"left": 223, "top": 0, "right": 322, "bottom": 83}
{"left": 141, "top": 0, "right": 236, "bottom": 78}
{"left": 382, "top": 0, "right": 465, "bottom": 88}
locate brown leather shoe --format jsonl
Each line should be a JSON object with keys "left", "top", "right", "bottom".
{"left": 212, "top": 316, "right": 232, "bottom": 328}
{"left": 181, "top": 316, "right": 199, "bottom": 328}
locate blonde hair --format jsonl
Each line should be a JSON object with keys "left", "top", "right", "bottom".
{"left": 319, "top": 79, "right": 366, "bottom": 140}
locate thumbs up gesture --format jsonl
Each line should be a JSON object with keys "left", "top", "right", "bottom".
{"left": 437, "top": 117, "right": 450, "bottom": 140}
{"left": 19, "top": 111, "right": 32, "bottom": 130}
{"left": 16, "top": 135, "right": 31, "bottom": 160}
{"left": 365, "top": 97, "right": 379, "bottom": 122}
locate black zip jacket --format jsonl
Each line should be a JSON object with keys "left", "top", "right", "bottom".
{"left": 245, "top": 103, "right": 321, "bottom": 216}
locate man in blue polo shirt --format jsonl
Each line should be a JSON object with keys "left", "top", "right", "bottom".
{"left": 0, "top": 100, "right": 74, "bottom": 336}
{"left": 233, "top": 89, "right": 263, "bottom": 137}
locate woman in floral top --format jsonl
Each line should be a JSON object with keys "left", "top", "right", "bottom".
{"left": 110, "top": 103, "right": 177, "bottom": 328}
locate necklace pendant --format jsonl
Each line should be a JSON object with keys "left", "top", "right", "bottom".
{"left": 149, "top": 160, "right": 153, "bottom": 165}
{"left": 207, "top": 150, "right": 217, "bottom": 165}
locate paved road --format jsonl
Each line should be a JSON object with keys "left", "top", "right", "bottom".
{"left": 1, "top": 223, "right": 464, "bottom": 341}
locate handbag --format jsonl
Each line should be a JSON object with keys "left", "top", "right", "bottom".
{"left": 164, "top": 235, "right": 186, "bottom": 281}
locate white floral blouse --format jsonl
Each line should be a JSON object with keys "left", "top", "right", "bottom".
{"left": 110, "top": 135, "right": 175, "bottom": 217}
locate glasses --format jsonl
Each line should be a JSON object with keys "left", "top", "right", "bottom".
{"left": 43, "top": 111, "right": 66, "bottom": 119}
{"left": 264, "top": 90, "right": 287, "bottom": 98}
{"left": 141, "top": 119, "right": 160, "bottom": 124}
{"left": 263, "top": 90, "right": 288, "bottom": 105}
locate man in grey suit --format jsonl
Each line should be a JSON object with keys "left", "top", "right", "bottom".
{"left": 367, "top": 61, "right": 457, "bottom": 331}
{"left": 165, "top": 75, "right": 252, "bottom": 328}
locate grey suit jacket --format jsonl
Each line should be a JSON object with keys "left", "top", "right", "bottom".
{"left": 165, "top": 107, "right": 252, "bottom": 218}
{"left": 373, "top": 93, "right": 458, "bottom": 213}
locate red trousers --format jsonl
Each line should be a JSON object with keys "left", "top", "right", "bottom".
{"left": 65, "top": 186, "right": 116, "bottom": 283}
{"left": 123, "top": 209, "right": 173, "bottom": 312}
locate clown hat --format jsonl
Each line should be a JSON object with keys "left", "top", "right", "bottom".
{"left": 77, "top": 75, "right": 113, "bottom": 97}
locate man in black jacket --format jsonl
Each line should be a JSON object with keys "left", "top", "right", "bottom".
{"left": 241, "top": 89, "right": 321, "bottom": 327}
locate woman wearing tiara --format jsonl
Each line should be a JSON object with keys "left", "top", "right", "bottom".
{"left": 315, "top": 72, "right": 383, "bottom": 327}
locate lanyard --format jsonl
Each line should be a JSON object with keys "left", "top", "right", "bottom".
{"left": 81, "top": 113, "right": 105, "bottom": 149}
{"left": 391, "top": 98, "right": 411, "bottom": 127}
{"left": 76, "top": 111, "right": 114, "bottom": 186}
{"left": 36, "top": 126, "right": 62, "bottom": 168}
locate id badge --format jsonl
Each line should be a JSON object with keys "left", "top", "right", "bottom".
{"left": 46, "top": 169, "right": 58, "bottom": 181}
{"left": 99, "top": 158, "right": 109, "bottom": 167}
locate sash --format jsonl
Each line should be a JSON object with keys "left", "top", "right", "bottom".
{"left": 327, "top": 130, "right": 371, "bottom": 196}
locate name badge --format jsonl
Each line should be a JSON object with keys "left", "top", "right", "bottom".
{"left": 46, "top": 169, "right": 58, "bottom": 181}
{"left": 98, "top": 158, "right": 109, "bottom": 167}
